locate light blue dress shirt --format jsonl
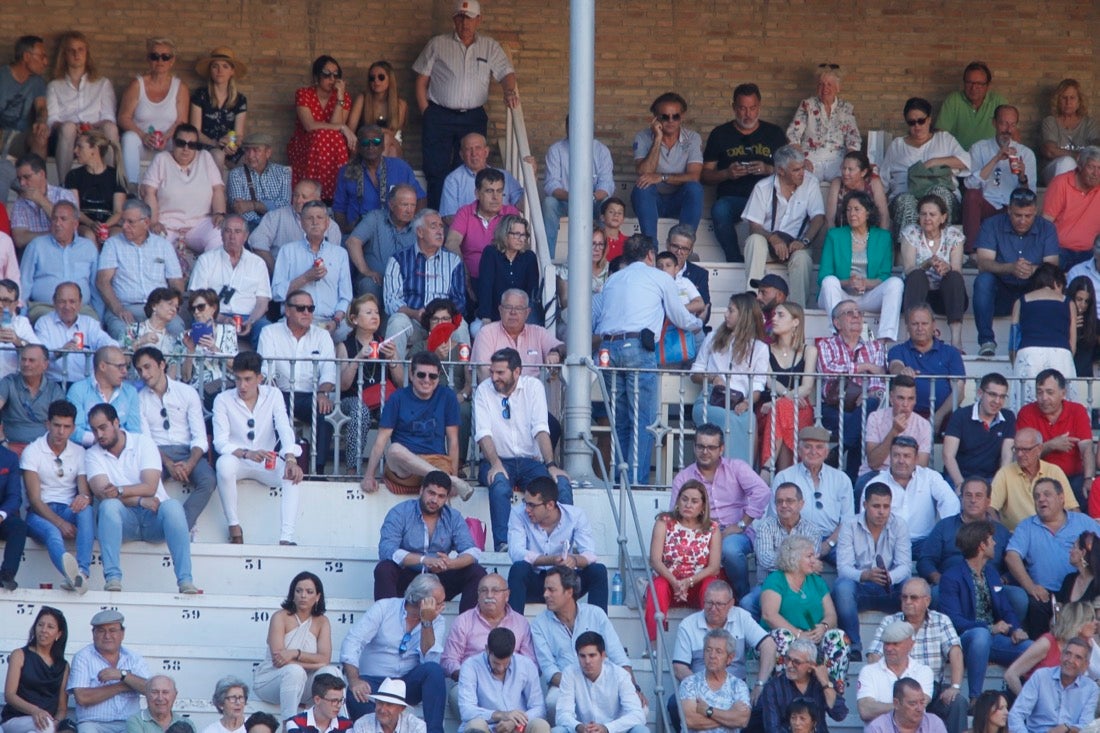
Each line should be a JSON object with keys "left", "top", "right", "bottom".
{"left": 530, "top": 604, "right": 628, "bottom": 685}
{"left": 1007, "top": 666, "right": 1099, "bottom": 733}
{"left": 339, "top": 597, "right": 446, "bottom": 679}
{"left": 456, "top": 652, "right": 545, "bottom": 733}
{"left": 271, "top": 239, "right": 353, "bottom": 319}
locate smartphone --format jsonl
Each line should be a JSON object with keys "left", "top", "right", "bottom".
{"left": 190, "top": 321, "right": 214, "bottom": 344}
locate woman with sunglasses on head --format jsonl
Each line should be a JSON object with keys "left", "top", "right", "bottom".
{"left": 287, "top": 55, "right": 355, "bottom": 205}
{"left": 181, "top": 288, "right": 238, "bottom": 409}
{"left": 349, "top": 60, "right": 408, "bottom": 159}
{"left": 881, "top": 97, "right": 970, "bottom": 240}
{"left": 786, "top": 64, "right": 861, "bottom": 182}
{"left": 190, "top": 47, "right": 249, "bottom": 172}
{"left": 117, "top": 37, "right": 190, "bottom": 190}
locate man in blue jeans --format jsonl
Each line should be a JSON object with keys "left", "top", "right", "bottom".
{"left": 475, "top": 348, "right": 573, "bottom": 552}
{"left": 972, "top": 187, "right": 1059, "bottom": 357}
{"left": 22, "top": 399, "right": 91, "bottom": 592}
{"left": 630, "top": 92, "right": 704, "bottom": 239}
{"left": 834, "top": 481, "right": 910, "bottom": 660}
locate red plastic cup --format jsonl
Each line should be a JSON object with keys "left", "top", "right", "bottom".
{"left": 233, "top": 315, "right": 243, "bottom": 332}
{"left": 314, "top": 258, "right": 324, "bottom": 269}
{"left": 73, "top": 332, "right": 84, "bottom": 350}
{"left": 458, "top": 343, "right": 471, "bottom": 362}
{"left": 265, "top": 452, "right": 277, "bottom": 470}
{"left": 598, "top": 348, "right": 610, "bottom": 367}
{"left": 367, "top": 341, "right": 380, "bottom": 358}
{"left": 97, "top": 223, "right": 109, "bottom": 241}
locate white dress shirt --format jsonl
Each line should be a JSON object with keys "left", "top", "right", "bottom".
{"left": 21, "top": 434, "right": 86, "bottom": 504}
{"left": 257, "top": 320, "right": 337, "bottom": 393}
{"left": 188, "top": 247, "right": 272, "bottom": 317}
{"left": 212, "top": 384, "right": 301, "bottom": 458}
{"left": 743, "top": 172, "right": 826, "bottom": 238}
{"left": 46, "top": 74, "right": 117, "bottom": 126}
{"left": 872, "top": 466, "right": 961, "bottom": 542}
{"left": 556, "top": 661, "right": 645, "bottom": 733}
{"left": 138, "top": 378, "right": 207, "bottom": 452}
{"left": 84, "top": 430, "right": 169, "bottom": 501}
{"left": 472, "top": 375, "right": 548, "bottom": 459}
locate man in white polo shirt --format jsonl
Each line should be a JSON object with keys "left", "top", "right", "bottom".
{"left": 856, "top": 620, "right": 934, "bottom": 723}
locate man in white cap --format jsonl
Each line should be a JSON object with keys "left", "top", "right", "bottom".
{"left": 856, "top": 620, "right": 934, "bottom": 723}
{"left": 68, "top": 610, "right": 150, "bottom": 733}
{"left": 352, "top": 679, "right": 426, "bottom": 733}
{"left": 457, "top": 628, "right": 548, "bottom": 733}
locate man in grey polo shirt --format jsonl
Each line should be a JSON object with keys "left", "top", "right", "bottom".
{"left": 346, "top": 183, "right": 419, "bottom": 301}
{"left": 630, "top": 92, "right": 704, "bottom": 238}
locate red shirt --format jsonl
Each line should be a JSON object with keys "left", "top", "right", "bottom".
{"left": 1016, "top": 401, "right": 1092, "bottom": 477}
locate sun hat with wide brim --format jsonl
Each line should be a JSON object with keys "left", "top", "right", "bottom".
{"left": 195, "top": 47, "right": 248, "bottom": 80}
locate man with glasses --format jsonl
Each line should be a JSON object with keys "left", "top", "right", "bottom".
{"left": 507, "top": 476, "right": 601, "bottom": 610}
{"left": 340, "top": 573, "right": 447, "bottom": 728}
{"left": 0, "top": 278, "right": 40, "bottom": 381}
{"left": 442, "top": 573, "right": 537, "bottom": 684}
{"left": 670, "top": 422, "right": 770, "bottom": 601}
{"left": 212, "top": 350, "right": 303, "bottom": 545}
{"left": 188, "top": 213, "right": 272, "bottom": 349}
{"left": 439, "top": 133, "right": 523, "bottom": 223}
{"left": 375, "top": 470, "right": 487, "bottom": 612}
{"left": 666, "top": 225, "right": 712, "bottom": 324}
{"left": 631, "top": 92, "right": 704, "bottom": 238}
{"left": 21, "top": 201, "right": 100, "bottom": 323}
{"left": 285, "top": 673, "right": 352, "bottom": 733}
{"left": 865, "top": 578, "right": 967, "bottom": 733}
{"left": 96, "top": 199, "right": 186, "bottom": 341}
{"left": 413, "top": 0, "right": 519, "bottom": 210}
{"left": 1043, "top": 146, "right": 1100, "bottom": 270}
{"left": 67, "top": 345, "right": 140, "bottom": 447}
{"left": 362, "top": 351, "right": 471, "bottom": 499}
{"left": 741, "top": 482, "right": 821, "bottom": 617}
{"left": 475, "top": 348, "right": 572, "bottom": 552}
{"left": 10, "top": 152, "right": 79, "bottom": 250}
{"left": 942, "top": 373, "right": 1015, "bottom": 488}
{"left": 855, "top": 621, "right": 933, "bottom": 724}
{"left": 249, "top": 179, "right": 341, "bottom": 275}
{"left": 444, "top": 168, "right": 521, "bottom": 295}
{"left": 973, "top": 186, "right": 1059, "bottom": 357}
{"left": 470, "top": 290, "right": 564, "bottom": 382}
{"left": 272, "top": 201, "right": 352, "bottom": 339}
{"left": 258, "top": 289, "right": 337, "bottom": 474}
{"left": 0, "top": 343, "right": 61, "bottom": 454}
{"left": 140, "top": 122, "right": 227, "bottom": 258}
{"left": 225, "top": 133, "right": 291, "bottom": 229}
{"left": 346, "top": 184, "right": 421, "bottom": 302}
{"left": 69, "top": 609, "right": 151, "bottom": 733}
{"left": 126, "top": 675, "right": 193, "bottom": 733}
{"left": 333, "top": 124, "right": 424, "bottom": 234}
{"left": 963, "top": 105, "right": 1037, "bottom": 244}
{"left": 937, "top": 61, "right": 1007, "bottom": 150}
{"left": 991, "top": 427, "right": 1074, "bottom": 531}
{"left": 772, "top": 425, "right": 854, "bottom": 564}
{"left": 1016, "top": 368, "right": 1094, "bottom": 507}
{"left": 133, "top": 346, "right": 214, "bottom": 532}
{"left": 86, "top": 402, "right": 198, "bottom": 593}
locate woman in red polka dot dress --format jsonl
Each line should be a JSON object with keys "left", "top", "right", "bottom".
{"left": 287, "top": 55, "right": 356, "bottom": 204}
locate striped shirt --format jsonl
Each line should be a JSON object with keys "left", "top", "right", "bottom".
{"left": 11, "top": 186, "right": 78, "bottom": 233}
{"left": 383, "top": 244, "right": 466, "bottom": 315}
{"left": 413, "top": 33, "right": 514, "bottom": 111}
{"left": 866, "top": 610, "right": 961, "bottom": 682}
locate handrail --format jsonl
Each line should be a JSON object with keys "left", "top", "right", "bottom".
{"left": 502, "top": 103, "right": 559, "bottom": 330}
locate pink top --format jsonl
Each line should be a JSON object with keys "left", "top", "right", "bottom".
{"left": 470, "top": 321, "right": 563, "bottom": 377}
{"left": 859, "top": 406, "right": 933, "bottom": 475}
{"left": 142, "top": 150, "right": 224, "bottom": 231}
{"left": 448, "top": 201, "right": 521, "bottom": 278}
{"left": 439, "top": 606, "right": 537, "bottom": 677}
{"left": 661, "top": 517, "right": 719, "bottom": 579}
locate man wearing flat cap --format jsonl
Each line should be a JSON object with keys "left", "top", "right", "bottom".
{"left": 227, "top": 133, "right": 291, "bottom": 228}
{"left": 856, "top": 620, "right": 934, "bottom": 723}
{"left": 69, "top": 610, "right": 151, "bottom": 733}
{"left": 351, "top": 678, "right": 426, "bottom": 733}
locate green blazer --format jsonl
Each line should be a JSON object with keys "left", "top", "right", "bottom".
{"left": 818, "top": 226, "right": 894, "bottom": 284}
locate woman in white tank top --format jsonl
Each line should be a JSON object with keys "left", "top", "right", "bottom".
{"left": 117, "top": 37, "right": 189, "bottom": 187}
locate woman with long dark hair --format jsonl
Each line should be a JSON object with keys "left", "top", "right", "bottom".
{"left": 1, "top": 607, "right": 69, "bottom": 733}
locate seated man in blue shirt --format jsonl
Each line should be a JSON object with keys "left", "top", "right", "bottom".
{"left": 333, "top": 125, "right": 425, "bottom": 234}
{"left": 66, "top": 345, "right": 140, "bottom": 447}
{"left": 941, "top": 372, "right": 1015, "bottom": 488}
{"left": 375, "top": 470, "right": 486, "bottom": 612}
{"left": 507, "top": 476, "right": 607, "bottom": 612}
{"left": 1007, "top": 637, "right": 1098, "bottom": 733}
{"left": 541, "top": 116, "right": 614, "bottom": 259}
{"left": 887, "top": 304, "right": 966, "bottom": 432}
{"left": 457, "top": 628, "right": 548, "bottom": 733}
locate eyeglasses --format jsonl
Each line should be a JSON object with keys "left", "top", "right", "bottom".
{"left": 369, "top": 74, "right": 387, "bottom": 82}
{"left": 983, "top": 389, "right": 1008, "bottom": 401}
{"left": 108, "top": 361, "right": 129, "bottom": 370}
{"left": 703, "top": 599, "right": 732, "bottom": 608}
{"left": 288, "top": 303, "right": 316, "bottom": 313}
{"left": 54, "top": 456, "right": 65, "bottom": 478}
{"left": 159, "top": 407, "right": 169, "bottom": 431}
{"left": 398, "top": 630, "right": 413, "bottom": 654}
{"left": 359, "top": 137, "right": 384, "bottom": 147}
{"left": 1014, "top": 444, "right": 1040, "bottom": 453}
{"left": 0, "top": 297, "right": 15, "bottom": 305}
{"left": 905, "top": 117, "right": 929, "bottom": 127}
{"left": 247, "top": 418, "right": 255, "bottom": 442}
{"left": 414, "top": 371, "right": 440, "bottom": 381}
{"left": 429, "top": 315, "right": 452, "bottom": 325}
{"left": 507, "top": 230, "right": 529, "bottom": 239}
{"left": 667, "top": 244, "right": 692, "bottom": 253}
{"left": 694, "top": 443, "right": 722, "bottom": 452}
{"left": 319, "top": 70, "right": 341, "bottom": 79}
{"left": 479, "top": 586, "right": 508, "bottom": 595}
{"left": 191, "top": 302, "right": 209, "bottom": 312}
{"left": 321, "top": 696, "right": 345, "bottom": 705}
{"left": 659, "top": 113, "right": 682, "bottom": 122}
{"left": 900, "top": 593, "right": 928, "bottom": 601}
{"left": 523, "top": 500, "right": 545, "bottom": 509}
{"left": 148, "top": 53, "right": 174, "bottom": 62}
{"left": 964, "top": 79, "right": 990, "bottom": 87}
{"left": 173, "top": 139, "right": 204, "bottom": 151}
{"left": 818, "top": 63, "right": 840, "bottom": 70}
{"left": 224, "top": 695, "right": 246, "bottom": 703}
{"left": 1010, "top": 189, "right": 1038, "bottom": 206}
{"left": 836, "top": 309, "right": 861, "bottom": 318}
{"left": 501, "top": 397, "right": 511, "bottom": 419}
{"left": 892, "top": 435, "right": 919, "bottom": 449}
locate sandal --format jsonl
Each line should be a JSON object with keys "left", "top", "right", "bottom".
{"left": 228, "top": 526, "right": 243, "bottom": 544}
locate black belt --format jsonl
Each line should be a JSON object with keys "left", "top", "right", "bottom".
{"left": 602, "top": 332, "right": 642, "bottom": 342}
{"left": 429, "top": 101, "right": 482, "bottom": 114}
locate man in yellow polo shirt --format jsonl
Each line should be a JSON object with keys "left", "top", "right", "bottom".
{"left": 991, "top": 427, "right": 1074, "bottom": 530}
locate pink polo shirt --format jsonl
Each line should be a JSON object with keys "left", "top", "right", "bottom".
{"left": 449, "top": 201, "right": 521, "bottom": 278}
{"left": 470, "top": 321, "right": 563, "bottom": 377}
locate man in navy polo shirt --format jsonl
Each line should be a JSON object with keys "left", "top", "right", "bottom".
{"left": 942, "top": 372, "right": 1016, "bottom": 488}
{"left": 888, "top": 304, "right": 966, "bottom": 432}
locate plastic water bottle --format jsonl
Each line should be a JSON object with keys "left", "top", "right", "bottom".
{"left": 1, "top": 308, "right": 11, "bottom": 328}
{"left": 610, "top": 572, "right": 623, "bottom": 606}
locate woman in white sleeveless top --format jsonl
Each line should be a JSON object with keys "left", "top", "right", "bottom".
{"left": 117, "top": 37, "right": 189, "bottom": 187}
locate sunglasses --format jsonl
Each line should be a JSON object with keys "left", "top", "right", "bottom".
{"left": 501, "top": 396, "right": 511, "bottom": 420}
{"left": 892, "top": 435, "right": 919, "bottom": 449}
{"left": 415, "top": 371, "right": 440, "bottom": 381}
{"left": 173, "top": 139, "right": 204, "bottom": 151}
{"left": 818, "top": 63, "right": 840, "bottom": 70}
{"left": 398, "top": 630, "right": 413, "bottom": 654}
{"left": 54, "top": 456, "right": 64, "bottom": 478}
{"left": 159, "top": 407, "right": 169, "bottom": 431}
{"left": 148, "top": 53, "right": 174, "bottom": 62}
{"left": 369, "top": 74, "right": 387, "bottom": 82}
{"left": 659, "top": 113, "right": 682, "bottom": 122}
{"left": 359, "top": 137, "right": 384, "bottom": 147}
{"left": 1010, "top": 189, "right": 1038, "bottom": 206}
{"left": 288, "top": 304, "right": 316, "bottom": 313}
{"left": 905, "top": 117, "right": 929, "bottom": 127}
{"left": 319, "top": 70, "right": 341, "bottom": 79}
{"left": 191, "top": 302, "right": 209, "bottom": 312}
{"left": 247, "top": 418, "right": 255, "bottom": 442}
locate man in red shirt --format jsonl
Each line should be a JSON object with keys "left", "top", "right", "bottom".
{"left": 1015, "top": 368, "right": 1094, "bottom": 507}
{"left": 1042, "top": 147, "right": 1100, "bottom": 270}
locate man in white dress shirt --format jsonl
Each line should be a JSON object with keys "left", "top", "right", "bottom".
{"left": 552, "top": 631, "right": 647, "bottom": 733}
{"left": 257, "top": 290, "right": 337, "bottom": 473}
{"left": 963, "top": 105, "right": 1037, "bottom": 243}
{"left": 188, "top": 214, "right": 272, "bottom": 348}
{"left": 457, "top": 628, "right": 548, "bottom": 733}
{"left": 212, "top": 350, "right": 303, "bottom": 545}
{"left": 133, "top": 346, "right": 215, "bottom": 531}
{"left": 84, "top": 402, "right": 197, "bottom": 593}
{"left": 35, "top": 282, "right": 117, "bottom": 385}
{"left": 870, "top": 436, "right": 960, "bottom": 556}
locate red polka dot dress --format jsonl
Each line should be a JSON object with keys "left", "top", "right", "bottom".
{"left": 287, "top": 86, "right": 350, "bottom": 203}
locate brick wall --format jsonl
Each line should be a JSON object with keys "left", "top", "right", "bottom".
{"left": 3, "top": 0, "right": 1097, "bottom": 178}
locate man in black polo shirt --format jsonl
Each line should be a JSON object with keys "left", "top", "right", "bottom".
{"left": 942, "top": 372, "right": 1015, "bottom": 489}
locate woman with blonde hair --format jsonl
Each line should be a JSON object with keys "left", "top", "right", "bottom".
{"left": 47, "top": 30, "right": 119, "bottom": 182}
{"left": 117, "top": 37, "right": 190, "bottom": 188}
{"left": 1040, "top": 79, "right": 1100, "bottom": 183}
{"left": 1004, "top": 599, "right": 1098, "bottom": 694}
{"left": 66, "top": 127, "right": 126, "bottom": 244}
{"left": 190, "top": 47, "right": 249, "bottom": 171}
{"left": 758, "top": 302, "right": 817, "bottom": 472}
{"left": 349, "top": 60, "right": 408, "bottom": 158}
{"left": 691, "top": 292, "right": 768, "bottom": 463}
{"left": 786, "top": 64, "right": 861, "bottom": 182}
{"left": 476, "top": 214, "right": 540, "bottom": 327}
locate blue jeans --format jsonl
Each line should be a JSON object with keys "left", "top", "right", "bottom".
{"left": 821, "top": 397, "right": 880, "bottom": 486}
{"left": 721, "top": 531, "right": 754, "bottom": 601}
{"left": 508, "top": 561, "right": 609, "bottom": 612}
{"left": 972, "top": 272, "right": 1026, "bottom": 345}
{"left": 959, "top": 627, "right": 1033, "bottom": 698}
{"left": 712, "top": 194, "right": 750, "bottom": 262}
{"left": 602, "top": 338, "right": 658, "bottom": 484}
{"left": 740, "top": 583, "right": 763, "bottom": 618}
{"left": 97, "top": 497, "right": 193, "bottom": 584}
{"left": 542, "top": 195, "right": 603, "bottom": 260}
{"left": 348, "top": 664, "right": 446, "bottom": 733}
{"left": 158, "top": 444, "right": 216, "bottom": 530}
{"left": 26, "top": 501, "right": 95, "bottom": 577}
{"left": 691, "top": 395, "right": 753, "bottom": 464}
{"left": 630, "top": 181, "right": 703, "bottom": 238}
{"left": 479, "top": 457, "right": 574, "bottom": 550}
{"left": 833, "top": 578, "right": 902, "bottom": 649}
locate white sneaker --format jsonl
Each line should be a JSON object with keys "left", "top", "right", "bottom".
{"left": 61, "top": 552, "right": 80, "bottom": 588}
{"left": 452, "top": 476, "right": 474, "bottom": 501}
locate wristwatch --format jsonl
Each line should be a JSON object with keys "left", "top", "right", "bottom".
{"left": 950, "top": 683, "right": 961, "bottom": 690}
{"left": 798, "top": 236, "right": 811, "bottom": 246}
{"left": 544, "top": 460, "right": 558, "bottom": 469}
{"left": 120, "top": 670, "right": 128, "bottom": 683}
{"left": 116, "top": 484, "right": 124, "bottom": 497}
{"left": 661, "top": 174, "right": 669, "bottom": 183}
{"left": 705, "top": 707, "right": 714, "bottom": 719}
{"left": 827, "top": 539, "right": 837, "bottom": 549}
{"left": 736, "top": 519, "right": 747, "bottom": 530}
